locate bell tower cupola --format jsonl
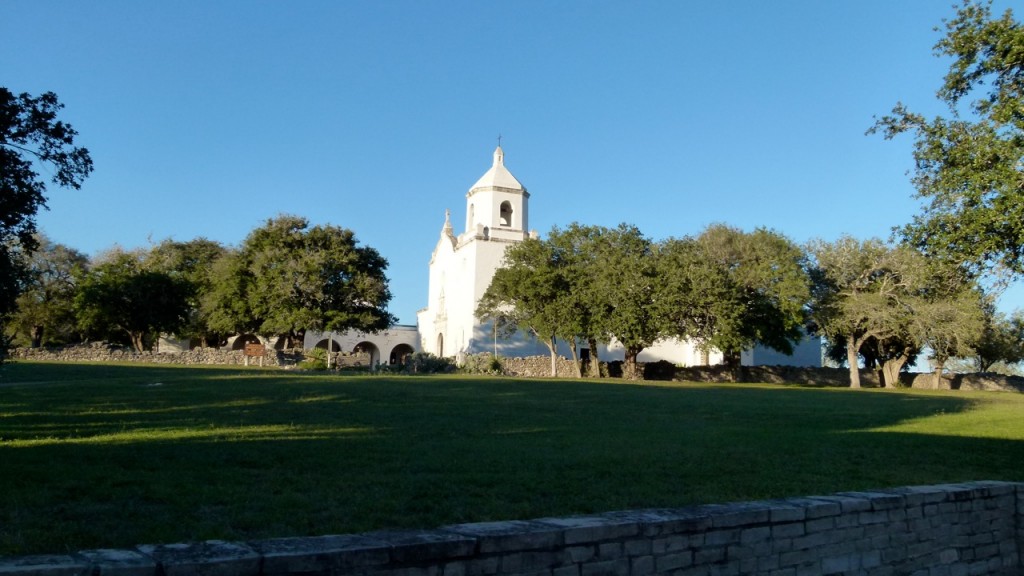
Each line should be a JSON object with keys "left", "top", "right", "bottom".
{"left": 464, "top": 145, "right": 529, "bottom": 241}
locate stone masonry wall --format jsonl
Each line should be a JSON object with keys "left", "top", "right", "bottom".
{"left": 500, "top": 356, "right": 581, "bottom": 378}
{"left": 3, "top": 482, "right": 1021, "bottom": 576}
{"left": 7, "top": 344, "right": 371, "bottom": 369}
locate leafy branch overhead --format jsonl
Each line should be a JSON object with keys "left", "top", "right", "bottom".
{"left": 0, "top": 88, "right": 93, "bottom": 325}
{"left": 0, "top": 89, "right": 93, "bottom": 248}
{"left": 870, "top": 1, "right": 1024, "bottom": 277}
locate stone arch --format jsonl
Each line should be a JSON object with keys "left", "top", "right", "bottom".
{"left": 499, "top": 201, "right": 513, "bottom": 227}
{"left": 389, "top": 343, "right": 414, "bottom": 365}
{"left": 436, "top": 333, "right": 444, "bottom": 357}
{"left": 314, "top": 339, "right": 341, "bottom": 352}
{"left": 354, "top": 341, "right": 380, "bottom": 366}
{"left": 231, "top": 334, "right": 261, "bottom": 351}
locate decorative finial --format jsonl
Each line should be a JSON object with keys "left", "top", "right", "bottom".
{"left": 493, "top": 143, "right": 504, "bottom": 166}
{"left": 442, "top": 209, "right": 455, "bottom": 244}
{"left": 497, "top": 133, "right": 502, "bottom": 147}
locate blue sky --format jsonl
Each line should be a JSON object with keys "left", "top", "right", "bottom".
{"left": 3, "top": 1, "right": 1020, "bottom": 324}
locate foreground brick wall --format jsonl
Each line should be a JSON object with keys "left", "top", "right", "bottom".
{"left": 3, "top": 482, "right": 1020, "bottom": 576}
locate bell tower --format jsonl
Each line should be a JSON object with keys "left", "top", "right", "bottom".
{"left": 464, "top": 146, "right": 529, "bottom": 241}
{"left": 418, "top": 145, "right": 532, "bottom": 358}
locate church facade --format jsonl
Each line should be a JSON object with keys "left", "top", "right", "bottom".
{"left": 412, "top": 146, "right": 821, "bottom": 367}
{"left": 301, "top": 146, "right": 821, "bottom": 368}
{"left": 415, "top": 145, "right": 550, "bottom": 359}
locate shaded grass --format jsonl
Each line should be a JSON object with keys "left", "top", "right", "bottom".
{"left": 1, "top": 361, "right": 1023, "bottom": 555}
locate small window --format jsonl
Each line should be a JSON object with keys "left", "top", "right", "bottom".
{"left": 499, "top": 201, "right": 513, "bottom": 227}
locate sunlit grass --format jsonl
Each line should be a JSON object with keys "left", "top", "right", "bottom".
{"left": 866, "top": 390, "right": 1024, "bottom": 440}
{"left": 1, "top": 361, "right": 1022, "bottom": 556}
{"left": 2, "top": 424, "right": 379, "bottom": 447}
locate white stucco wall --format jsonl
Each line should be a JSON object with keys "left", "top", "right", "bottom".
{"left": 418, "top": 146, "right": 531, "bottom": 359}
{"left": 600, "top": 337, "right": 725, "bottom": 366}
{"left": 304, "top": 325, "right": 419, "bottom": 366}
{"left": 740, "top": 334, "right": 823, "bottom": 367}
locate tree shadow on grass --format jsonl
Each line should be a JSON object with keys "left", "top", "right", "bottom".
{"left": 1, "top": 365, "right": 1021, "bottom": 555}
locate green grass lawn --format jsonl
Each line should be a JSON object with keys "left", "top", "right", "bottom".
{"left": 1, "top": 361, "right": 1023, "bottom": 556}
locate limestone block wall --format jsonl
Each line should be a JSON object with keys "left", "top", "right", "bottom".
{"left": 8, "top": 344, "right": 279, "bottom": 365}
{"left": 7, "top": 345, "right": 371, "bottom": 368}
{"left": 499, "top": 356, "right": 581, "bottom": 378}
{"left": 3, "top": 482, "right": 1021, "bottom": 576}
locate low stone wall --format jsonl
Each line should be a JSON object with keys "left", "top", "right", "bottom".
{"left": 500, "top": 356, "right": 581, "bottom": 378}
{"left": 7, "top": 344, "right": 370, "bottom": 369}
{"left": 8, "top": 344, "right": 279, "bottom": 365}
{"left": 2, "top": 482, "right": 1019, "bottom": 576}
{"left": 907, "top": 372, "right": 1024, "bottom": 393}
{"left": 11, "top": 345, "right": 1024, "bottom": 391}
{"left": 663, "top": 362, "right": 880, "bottom": 385}
{"left": 496, "top": 360, "right": 891, "bottom": 387}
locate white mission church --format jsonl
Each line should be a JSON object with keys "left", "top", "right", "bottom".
{"left": 301, "top": 146, "right": 822, "bottom": 369}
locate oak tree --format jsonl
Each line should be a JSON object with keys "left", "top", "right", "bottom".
{"left": 974, "top": 307, "right": 1024, "bottom": 371}
{"left": 0, "top": 88, "right": 93, "bottom": 324}
{"left": 9, "top": 234, "right": 88, "bottom": 347}
{"left": 476, "top": 236, "right": 567, "bottom": 377}
{"left": 74, "top": 249, "right": 191, "bottom": 352}
{"left": 655, "top": 225, "right": 810, "bottom": 367}
{"left": 872, "top": 1, "right": 1024, "bottom": 277}
{"left": 808, "top": 237, "right": 984, "bottom": 387}
{"left": 146, "top": 238, "right": 227, "bottom": 347}
{"left": 203, "top": 215, "right": 395, "bottom": 345}
{"left": 587, "top": 224, "right": 660, "bottom": 379}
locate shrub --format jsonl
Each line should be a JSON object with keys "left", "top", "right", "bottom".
{"left": 643, "top": 360, "right": 677, "bottom": 381}
{"left": 601, "top": 361, "right": 625, "bottom": 378}
{"left": 461, "top": 353, "right": 503, "bottom": 375}
{"left": 299, "top": 347, "right": 328, "bottom": 371}
{"left": 404, "top": 352, "right": 456, "bottom": 374}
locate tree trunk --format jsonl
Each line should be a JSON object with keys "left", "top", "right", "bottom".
{"left": 129, "top": 331, "right": 146, "bottom": 353}
{"left": 624, "top": 346, "right": 641, "bottom": 380}
{"left": 588, "top": 337, "right": 601, "bottom": 378}
{"left": 30, "top": 325, "right": 43, "bottom": 348}
{"left": 568, "top": 339, "right": 582, "bottom": 378}
{"left": 977, "top": 356, "right": 995, "bottom": 373}
{"left": 881, "top": 354, "right": 909, "bottom": 388}
{"left": 846, "top": 334, "right": 861, "bottom": 388}
{"left": 932, "top": 356, "right": 947, "bottom": 389}
{"left": 545, "top": 335, "right": 558, "bottom": 377}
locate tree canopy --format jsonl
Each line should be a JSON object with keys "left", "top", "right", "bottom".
{"left": 75, "top": 249, "right": 191, "bottom": 352}
{"left": 655, "top": 225, "right": 810, "bottom": 366}
{"left": 871, "top": 1, "right": 1024, "bottom": 277}
{"left": 203, "top": 215, "right": 395, "bottom": 344}
{"left": 974, "top": 307, "right": 1024, "bottom": 372}
{"left": 480, "top": 223, "right": 812, "bottom": 378}
{"left": 476, "top": 236, "right": 569, "bottom": 377}
{"left": 9, "top": 234, "right": 88, "bottom": 347}
{"left": 146, "top": 238, "right": 227, "bottom": 347}
{"left": 0, "top": 88, "right": 93, "bottom": 323}
{"left": 808, "top": 236, "right": 984, "bottom": 387}
{"left": 585, "top": 224, "right": 660, "bottom": 379}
